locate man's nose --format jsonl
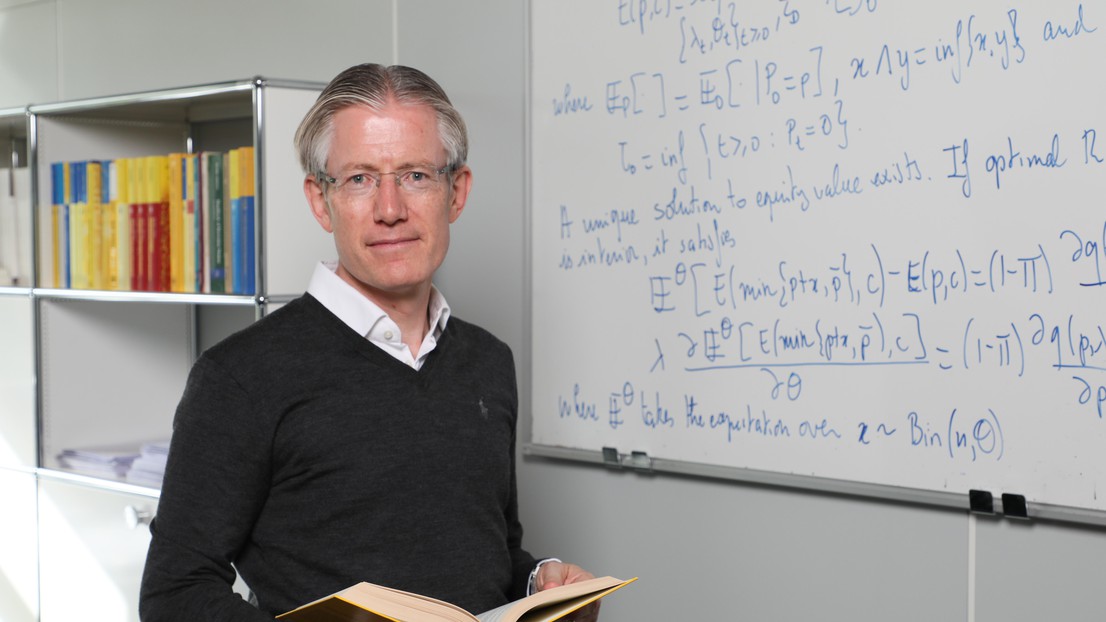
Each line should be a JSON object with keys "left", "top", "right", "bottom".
{"left": 373, "top": 179, "right": 407, "bottom": 224}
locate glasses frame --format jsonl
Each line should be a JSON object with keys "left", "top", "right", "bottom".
{"left": 317, "top": 164, "right": 454, "bottom": 202}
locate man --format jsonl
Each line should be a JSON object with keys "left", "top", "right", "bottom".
{"left": 139, "top": 63, "right": 598, "bottom": 621}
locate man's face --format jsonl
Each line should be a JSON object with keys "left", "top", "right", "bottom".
{"left": 305, "top": 101, "right": 471, "bottom": 306}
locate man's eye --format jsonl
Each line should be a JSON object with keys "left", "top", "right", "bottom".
{"left": 349, "top": 174, "right": 369, "bottom": 186}
{"left": 407, "top": 171, "right": 427, "bottom": 182}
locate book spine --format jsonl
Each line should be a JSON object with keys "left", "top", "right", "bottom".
{"left": 100, "top": 160, "right": 114, "bottom": 290}
{"left": 49, "top": 162, "right": 64, "bottom": 289}
{"left": 224, "top": 149, "right": 235, "bottom": 295}
{"left": 182, "top": 154, "right": 196, "bottom": 292}
{"left": 152, "top": 156, "right": 170, "bottom": 292}
{"left": 131, "top": 157, "right": 145, "bottom": 291}
{"left": 115, "top": 158, "right": 131, "bottom": 291}
{"left": 240, "top": 146, "right": 255, "bottom": 295}
{"left": 168, "top": 153, "right": 184, "bottom": 292}
{"left": 199, "top": 152, "right": 209, "bottom": 292}
{"left": 69, "top": 161, "right": 86, "bottom": 289}
{"left": 87, "top": 160, "right": 103, "bottom": 290}
{"left": 208, "top": 152, "right": 225, "bottom": 294}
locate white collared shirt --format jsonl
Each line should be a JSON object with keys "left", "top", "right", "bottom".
{"left": 306, "top": 261, "right": 451, "bottom": 370}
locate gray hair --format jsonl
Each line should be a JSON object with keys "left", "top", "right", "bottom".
{"left": 293, "top": 63, "right": 468, "bottom": 177}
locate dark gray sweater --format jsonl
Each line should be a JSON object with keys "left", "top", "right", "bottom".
{"left": 139, "top": 294, "right": 537, "bottom": 620}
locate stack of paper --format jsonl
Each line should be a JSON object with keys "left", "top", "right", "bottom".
{"left": 57, "top": 445, "right": 141, "bottom": 479}
{"left": 126, "top": 440, "right": 171, "bottom": 487}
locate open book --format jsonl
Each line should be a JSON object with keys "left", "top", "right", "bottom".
{"left": 277, "top": 575, "right": 636, "bottom": 622}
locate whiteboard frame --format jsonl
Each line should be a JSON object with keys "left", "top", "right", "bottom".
{"left": 523, "top": 443, "right": 1106, "bottom": 528}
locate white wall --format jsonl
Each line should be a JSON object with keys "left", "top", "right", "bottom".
{"left": 4, "top": 1, "right": 1106, "bottom": 621}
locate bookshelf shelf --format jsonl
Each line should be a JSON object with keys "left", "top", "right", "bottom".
{"left": 32, "top": 287, "right": 259, "bottom": 306}
{"left": 0, "top": 286, "right": 32, "bottom": 297}
{"left": 37, "top": 465, "right": 160, "bottom": 499}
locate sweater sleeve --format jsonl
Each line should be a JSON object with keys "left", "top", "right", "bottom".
{"left": 502, "top": 353, "right": 540, "bottom": 600}
{"left": 139, "top": 355, "right": 275, "bottom": 622}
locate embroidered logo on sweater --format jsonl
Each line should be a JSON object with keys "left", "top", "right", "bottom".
{"left": 478, "top": 398, "right": 490, "bottom": 419}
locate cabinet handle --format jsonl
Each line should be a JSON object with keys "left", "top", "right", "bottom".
{"left": 124, "top": 504, "right": 154, "bottom": 530}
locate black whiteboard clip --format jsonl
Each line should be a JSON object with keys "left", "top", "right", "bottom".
{"left": 601, "top": 447, "right": 622, "bottom": 469}
{"left": 627, "top": 451, "right": 653, "bottom": 473}
{"left": 1002, "top": 493, "right": 1030, "bottom": 520}
{"left": 969, "top": 489, "right": 994, "bottom": 515}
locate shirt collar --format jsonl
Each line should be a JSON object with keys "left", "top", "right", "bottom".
{"left": 306, "top": 260, "right": 451, "bottom": 347}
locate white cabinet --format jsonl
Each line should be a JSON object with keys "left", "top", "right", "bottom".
{"left": 0, "top": 293, "right": 35, "bottom": 469}
{"left": 0, "top": 468, "right": 37, "bottom": 622}
{"left": 37, "top": 477, "right": 156, "bottom": 622}
{"left": 0, "top": 115, "right": 37, "bottom": 622}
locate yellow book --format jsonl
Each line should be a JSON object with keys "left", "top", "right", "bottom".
{"left": 54, "top": 162, "right": 72, "bottom": 288}
{"left": 87, "top": 160, "right": 103, "bottom": 290}
{"left": 238, "top": 145, "right": 255, "bottom": 294}
{"left": 279, "top": 576, "right": 636, "bottom": 622}
{"left": 168, "top": 153, "right": 184, "bottom": 292}
{"left": 102, "top": 160, "right": 118, "bottom": 290}
{"left": 47, "top": 162, "right": 67, "bottom": 289}
{"left": 69, "top": 161, "right": 90, "bottom": 290}
{"left": 182, "top": 153, "right": 197, "bottom": 292}
{"left": 115, "top": 158, "right": 133, "bottom": 291}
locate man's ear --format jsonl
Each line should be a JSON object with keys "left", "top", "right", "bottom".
{"left": 447, "top": 165, "right": 473, "bottom": 224}
{"left": 304, "top": 174, "right": 334, "bottom": 233}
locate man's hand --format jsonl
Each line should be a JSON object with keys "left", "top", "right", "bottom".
{"left": 535, "top": 561, "right": 600, "bottom": 622}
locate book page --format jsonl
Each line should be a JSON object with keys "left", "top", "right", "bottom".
{"left": 475, "top": 577, "right": 636, "bottom": 622}
{"left": 280, "top": 582, "right": 477, "bottom": 622}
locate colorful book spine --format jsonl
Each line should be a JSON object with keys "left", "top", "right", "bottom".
{"left": 114, "top": 158, "right": 132, "bottom": 291}
{"left": 69, "top": 161, "right": 87, "bottom": 289}
{"left": 181, "top": 154, "right": 196, "bottom": 292}
{"left": 240, "top": 146, "right": 255, "bottom": 295}
{"left": 224, "top": 149, "right": 235, "bottom": 295}
{"left": 50, "top": 162, "right": 65, "bottom": 288}
{"left": 130, "top": 157, "right": 146, "bottom": 291}
{"left": 168, "top": 153, "right": 184, "bottom": 292}
{"left": 150, "top": 156, "right": 170, "bottom": 292}
{"left": 86, "top": 160, "right": 103, "bottom": 290}
{"left": 100, "top": 161, "right": 115, "bottom": 290}
{"left": 205, "top": 152, "right": 225, "bottom": 293}
{"left": 198, "top": 153, "right": 210, "bottom": 293}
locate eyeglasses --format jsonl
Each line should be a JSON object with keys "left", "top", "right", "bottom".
{"left": 317, "top": 165, "right": 453, "bottom": 202}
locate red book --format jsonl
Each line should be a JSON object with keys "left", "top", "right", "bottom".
{"left": 130, "top": 201, "right": 144, "bottom": 291}
{"left": 146, "top": 201, "right": 156, "bottom": 291}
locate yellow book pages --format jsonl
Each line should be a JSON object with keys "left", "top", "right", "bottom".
{"left": 168, "top": 153, "right": 184, "bottom": 292}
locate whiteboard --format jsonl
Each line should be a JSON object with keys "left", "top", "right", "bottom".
{"left": 528, "top": 0, "right": 1106, "bottom": 519}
